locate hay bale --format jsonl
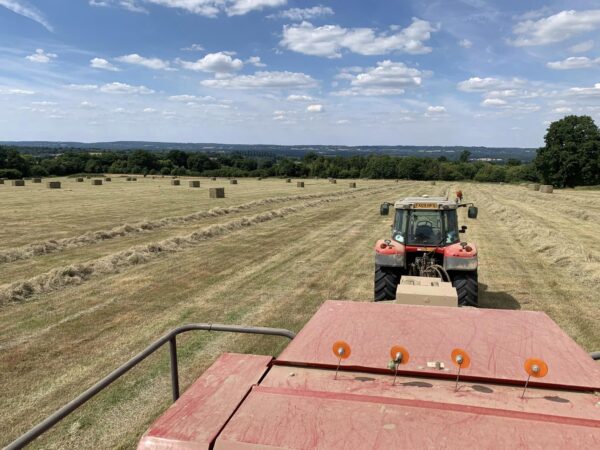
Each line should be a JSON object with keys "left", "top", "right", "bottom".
{"left": 230, "top": 179, "right": 238, "bottom": 185}
{"left": 171, "top": 179, "right": 181, "bottom": 186}
{"left": 76, "top": 177, "right": 84, "bottom": 182}
{"left": 431, "top": 181, "right": 436, "bottom": 185}
{"left": 33, "top": 178, "right": 42, "bottom": 183}
{"left": 211, "top": 177, "right": 216, "bottom": 181}
{"left": 539, "top": 184, "right": 553, "bottom": 193}
{"left": 331, "top": 179, "right": 337, "bottom": 184}
{"left": 528, "top": 183, "right": 540, "bottom": 191}
{"left": 297, "top": 181, "right": 305, "bottom": 188}
{"left": 104, "top": 177, "right": 112, "bottom": 182}
{"left": 0, "top": 179, "right": 4, "bottom": 184}
{"left": 286, "top": 178, "right": 291, "bottom": 183}
{"left": 349, "top": 182, "right": 356, "bottom": 188}
{"left": 91, "top": 180, "right": 103, "bottom": 186}
{"left": 11, "top": 180, "right": 25, "bottom": 186}
{"left": 46, "top": 181, "right": 61, "bottom": 189}
{"left": 209, "top": 187, "right": 225, "bottom": 198}
{"left": 189, "top": 180, "right": 200, "bottom": 188}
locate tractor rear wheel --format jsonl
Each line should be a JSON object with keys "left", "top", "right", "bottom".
{"left": 374, "top": 265, "right": 400, "bottom": 301}
{"left": 452, "top": 271, "right": 478, "bottom": 307}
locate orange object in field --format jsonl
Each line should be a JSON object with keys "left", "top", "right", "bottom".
{"left": 456, "top": 190, "right": 463, "bottom": 200}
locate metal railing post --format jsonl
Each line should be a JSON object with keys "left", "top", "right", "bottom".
{"left": 169, "top": 336, "right": 180, "bottom": 401}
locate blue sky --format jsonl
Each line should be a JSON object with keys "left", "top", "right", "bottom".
{"left": 1, "top": 1, "right": 600, "bottom": 147}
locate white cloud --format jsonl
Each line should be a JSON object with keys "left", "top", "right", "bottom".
{"left": 281, "top": 19, "right": 437, "bottom": 58}
{"left": 457, "top": 77, "right": 524, "bottom": 92}
{"left": 0, "top": 0, "right": 53, "bottom": 31}
{"left": 482, "top": 98, "right": 507, "bottom": 107}
{"left": 568, "top": 40, "right": 594, "bottom": 53}
{"left": 179, "top": 52, "right": 243, "bottom": 73}
{"left": 90, "top": 0, "right": 148, "bottom": 13}
{"left": 246, "top": 56, "right": 266, "bottom": 67}
{"left": 116, "top": 53, "right": 172, "bottom": 70}
{"left": 181, "top": 43, "right": 204, "bottom": 51}
{"left": 25, "top": 48, "right": 57, "bottom": 63}
{"left": 459, "top": 38, "right": 473, "bottom": 48}
{"left": 306, "top": 104, "right": 324, "bottom": 113}
{"left": 336, "top": 119, "right": 350, "bottom": 124}
{"left": 66, "top": 84, "right": 99, "bottom": 91}
{"left": 553, "top": 107, "right": 572, "bottom": 113}
{"left": 569, "top": 83, "right": 600, "bottom": 97}
{"left": 226, "top": 0, "right": 286, "bottom": 16}
{"left": 80, "top": 101, "right": 95, "bottom": 109}
{"left": 143, "top": 107, "right": 157, "bottom": 113}
{"left": 99, "top": 82, "right": 154, "bottom": 94}
{"left": 287, "top": 94, "right": 314, "bottom": 102}
{"left": 90, "top": 57, "right": 120, "bottom": 71}
{"left": 269, "top": 5, "right": 333, "bottom": 21}
{"left": 426, "top": 105, "right": 446, "bottom": 114}
{"left": 547, "top": 56, "right": 600, "bottom": 70}
{"left": 511, "top": 10, "right": 600, "bottom": 46}
{"left": 334, "top": 61, "right": 423, "bottom": 96}
{"left": 99, "top": 0, "right": 286, "bottom": 17}
{"left": 201, "top": 71, "right": 317, "bottom": 89}
{"left": 0, "top": 88, "right": 35, "bottom": 95}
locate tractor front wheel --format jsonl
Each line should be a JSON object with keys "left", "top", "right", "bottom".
{"left": 374, "top": 265, "right": 400, "bottom": 301}
{"left": 452, "top": 271, "right": 478, "bottom": 307}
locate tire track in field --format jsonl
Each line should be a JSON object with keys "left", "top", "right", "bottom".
{"left": 0, "top": 187, "right": 392, "bottom": 306}
{"left": 0, "top": 189, "right": 375, "bottom": 265}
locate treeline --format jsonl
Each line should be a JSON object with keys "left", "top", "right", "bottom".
{"left": 0, "top": 146, "right": 539, "bottom": 183}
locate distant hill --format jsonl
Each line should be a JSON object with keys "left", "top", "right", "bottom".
{"left": 0, "top": 141, "right": 537, "bottom": 162}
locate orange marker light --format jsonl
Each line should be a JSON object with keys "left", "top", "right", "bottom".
{"left": 451, "top": 348, "right": 471, "bottom": 369}
{"left": 390, "top": 345, "right": 410, "bottom": 365}
{"left": 524, "top": 358, "right": 548, "bottom": 378}
{"left": 332, "top": 341, "right": 351, "bottom": 360}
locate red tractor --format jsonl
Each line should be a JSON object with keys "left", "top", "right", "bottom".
{"left": 375, "top": 196, "right": 479, "bottom": 306}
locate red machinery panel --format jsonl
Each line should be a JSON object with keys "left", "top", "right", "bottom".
{"left": 276, "top": 301, "right": 600, "bottom": 390}
{"left": 138, "top": 353, "right": 271, "bottom": 450}
{"left": 215, "top": 385, "right": 600, "bottom": 450}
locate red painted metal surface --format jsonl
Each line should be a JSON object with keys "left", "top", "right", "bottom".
{"left": 215, "top": 386, "right": 600, "bottom": 449}
{"left": 138, "top": 353, "right": 271, "bottom": 450}
{"left": 276, "top": 301, "right": 600, "bottom": 390}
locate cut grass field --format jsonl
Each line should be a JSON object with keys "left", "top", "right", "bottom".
{"left": 0, "top": 177, "right": 598, "bottom": 448}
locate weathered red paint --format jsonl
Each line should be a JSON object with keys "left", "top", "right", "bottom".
{"left": 276, "top": 301, "right": 600, "bottom": 391}
{"left": 374, "top": 239, "right": 404, "bottom": 255}
{"left": 138, "top": 353, "right": 271, "bottom": 450}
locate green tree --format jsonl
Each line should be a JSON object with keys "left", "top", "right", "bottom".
{"left": 535, "top": 115, "right": 600, "bottom": 187}
{"left": 459, "top": 150, "right": 471, "bottom": 163}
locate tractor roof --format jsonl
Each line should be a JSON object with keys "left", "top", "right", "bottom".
{"left": 394, "top": 195, "right": 457, "bottom": 209}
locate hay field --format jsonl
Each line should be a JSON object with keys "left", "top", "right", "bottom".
{"left": 0, "top": 177, "right": 598, "bottom": 448}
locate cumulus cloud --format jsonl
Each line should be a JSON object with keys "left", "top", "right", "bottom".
{"left": 426, "top": 105, "right": 446, "bottom": 114}
{"left": 547, "top": 56, "right": 600, "bottom": 70}
{"left": 143, "top": 107, "right": 156, "bottom": 113}
{"left": 100, "top": 82, "right": 154, "bottom": 94}
{"left": 459, "top": 38, "right": 473, "bottom": 48}
{"left": 80, "top": 101, "right": 95, "bottom": 109}
{"left": 201, "top": 71, "right": 317, "bottom": 89}
{"left": 511, "top": 10, "right": 600, "bottom": 46}
{"left": 482, "top": 98, "right": 507, "bottom": 107}
{"left": 179, "top": 52, "right": 243, "bottom": 73}
{"left": 281, "top": 18, "right": 437, "bottom": 58}
{"left": 568, "top": 40, "right": 594, "bottom": 53}
{"left": 457, "top": 77, "right": 525, "bottom": 92}
{"left": 25, "top": 48, "right": 57, "bottom": 63}
{"left": 569, "top": 83, "right": 600, "bottom": 97}
{"left": 181, "top": 43, "right": 204, "bottom": 51}
{"left": 0, "top": 87, "right": 35, "bottom": 95}
{"left": 0, "top": 0, "right": 53, "bottom": 31}
{"left": 268, "top": 5, "right": 333, "bottom": 20}
{"left": 246, "top": 56, "right": 266, "bottom": 67}
{"left": 90, "top": 57, "right": 120, "bottom": 71}
{"left": 553, "top": 107, "right": 572, "bottom": 113}
{"left": 333, "top": 61, "right": 423, "bottom": 96}
{"left": 226, "top": 0, "right": 286, "bottom": 16}
{"left": 65, "top": 84, "right": 99, "bottom": 91}
{"left": 306, "top": 104, "right": 324, "bottom": 113}
{"left": 116, "top": 53, "right": 172, "bottom": 70}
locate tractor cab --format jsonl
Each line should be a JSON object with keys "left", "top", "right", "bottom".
{"left": 375, "top": 196, "right": 479, "bottom": 306}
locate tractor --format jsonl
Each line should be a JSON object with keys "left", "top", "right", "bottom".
{"left": 375, "top": 195, "right": 479, "bottom": 306}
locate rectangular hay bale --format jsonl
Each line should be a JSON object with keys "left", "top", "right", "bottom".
{"left": 297, "top": 181, "right": 305, "bottom": 188}
{"left": 189, "top": 180, "right": 200, "bottom": 188}
{"left": 11, "top": 180, "right": 25, "bottom": 186}
{"left": 209, "top": 187, "right": 225, "bottom": 198}
{"left": 230, "top": 179, "right": 238, "bottom": 184}
{"left": 349, "top": 182, "right": 356, "bottom": 188}
{"left": 104, "top": 177, "right": 112, "bottom": 182}
{"left": 91, "top": 179, "right": 103, "bottom": 185}
{"left": 46, "top": 181, "right": 61, "bottom": 189}
{"left": 76, "top": 177, "right": 84, "bottom": 182}
{"left": 171, "top": 179, "right": 181, "bottom": 186}
{"left": 33, "top": 178, "right": 42, "bottom": 183}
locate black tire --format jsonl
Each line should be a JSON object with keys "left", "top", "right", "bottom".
{"left": 452, "top": 271, "right": 478, "bottom": 307}
{"left": 374, "top": 265, "right": 400, "bottom": 301}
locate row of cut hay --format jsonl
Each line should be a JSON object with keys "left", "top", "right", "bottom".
{"left": 470, "top": 185, "right": 600, "bottom": 288}
{"left": 0, "top": 186, "right": 378, "bottom": 265}
{"left": 0, "top": 185, "right": 395, "bottom": 305}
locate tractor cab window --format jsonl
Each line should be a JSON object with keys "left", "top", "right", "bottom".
{"left": 407, "top": 210, "right": 443, "bottom": 246}
{"left": 393, "top": 209, "right": 407, "bottom": 243}
{"left": 443, "top": 210, "right": 460, "bottom": 244}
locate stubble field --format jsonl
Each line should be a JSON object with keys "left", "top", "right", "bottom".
{"left": 1, "top": 176, "right": 598, "bottom": 448}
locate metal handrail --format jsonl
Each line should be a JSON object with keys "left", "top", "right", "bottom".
{"left": 6, "top": 323, "right": 296, "bottom": 450}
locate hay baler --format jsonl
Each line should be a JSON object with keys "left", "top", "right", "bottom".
{"left": 8, "top": 301, "right": 600, "bottom": 449}
{"left": 375, "top": 196, "right": 479, "bottom": 306}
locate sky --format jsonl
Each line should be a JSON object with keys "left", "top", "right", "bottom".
{"left": 1, "top": 1, "right": 600, "bottom": 147}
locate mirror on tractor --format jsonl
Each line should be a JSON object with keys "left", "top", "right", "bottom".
{"left": 468, "top": 206, "right": 478, "bottom": 219}
{"left": 459, "top": 225, "right": 468, "bottom": 233}
{"left": 380, "top": 202, "right": 390, "bottom": 216}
